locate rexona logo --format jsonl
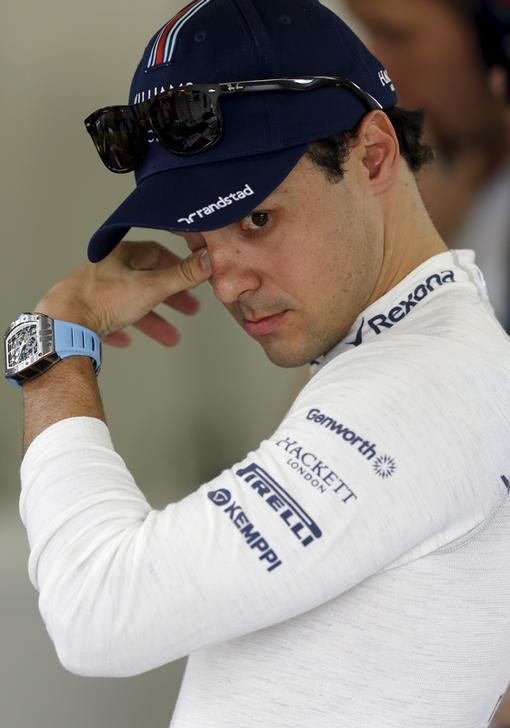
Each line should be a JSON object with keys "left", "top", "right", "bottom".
{"left": 177, "top": 185, "right": 255, "bottom": 225}
{"left": 306, "top": 408, "right": 397, "bottom": 479}
{"left": 236, "top": 463, "right": 322, "bottom": 547}
{"left": 348, "top": 270, "right": 456, "bottom": 346}
{"left": 501, "top": 475, "right": 510, "bottom": 494}
{"left": 207, "top": 488, "right": 282, "bottom": 572}
{"left": 274, "top": 436, "right": 358, "bottom": 503}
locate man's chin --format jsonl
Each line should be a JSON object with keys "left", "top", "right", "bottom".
{"left": 256, "top": 338, "right": 318, "bottom": 369}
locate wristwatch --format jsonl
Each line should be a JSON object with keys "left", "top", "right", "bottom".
{"left": 4, "top": 312, "right": 101, "bottom": 387}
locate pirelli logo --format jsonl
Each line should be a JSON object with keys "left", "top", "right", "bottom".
{"left": 236, "top": 463, "right": 323, "bottom": 548}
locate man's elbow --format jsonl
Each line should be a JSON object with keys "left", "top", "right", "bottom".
{"left": 50, "top": 625, "right": 163, "bottom": 678}
{"left": 41, "top": 596, "right": 186, "bottom": 678}
{"left": 40, "top": 598, "right": 154, "bottom": 678}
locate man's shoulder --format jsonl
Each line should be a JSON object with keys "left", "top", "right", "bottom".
{"left": 303, "top": 321, "right": 510, "bottom": 421}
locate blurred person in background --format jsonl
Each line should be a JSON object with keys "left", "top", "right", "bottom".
{"left": 344, "top": 2, "right": 510, "bottom": 725}
{"left": 344, "top": 0, "right": 510, "bottom": 331}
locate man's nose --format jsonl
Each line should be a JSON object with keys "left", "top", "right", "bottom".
{"left": 206, "top": 237, "right": 262, "bottom": 305}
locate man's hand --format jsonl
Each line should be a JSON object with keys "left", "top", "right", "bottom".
{"left": 22, "top": 240, "right": 211, "bottom": 452}
{"left": 35, "top": 240, "right": 212, "bottom": 346}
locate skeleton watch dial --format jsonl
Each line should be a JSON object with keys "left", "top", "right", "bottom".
{"left": 7, "top": 323, "right": 39, "bottom": 367}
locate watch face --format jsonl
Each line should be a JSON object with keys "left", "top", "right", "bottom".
{"left": 4, "top": 313, "right": 57, "bottom": 383}
{"left": 6, "top": 323, "right": 39, "bottom": 368}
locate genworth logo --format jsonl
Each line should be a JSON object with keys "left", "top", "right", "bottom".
{"left": 306, "top": 408, "right": 397, "bottom": 479}
{"left": 372, "top": 454, "right": 397, "bottom": 479}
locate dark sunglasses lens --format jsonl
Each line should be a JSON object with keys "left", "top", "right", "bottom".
{"left": 150, "top": 89, "right": 222, "bottom": 155}
{"left": 86, "top": 107, "right": 144, "bottom": 173}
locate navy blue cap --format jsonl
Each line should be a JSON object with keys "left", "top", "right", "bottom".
{"left": 87, "top": 0, "right": 397, "bottom": 262}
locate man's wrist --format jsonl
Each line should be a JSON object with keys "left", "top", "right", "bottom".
{"left": 23, "top": 353, "right": 95, "bottom": 389}
{"left": 35, "top": 295, "right": 99, "bottom": 335}
{"left": 5, "top": 312, "right": 102, "bottom": 389}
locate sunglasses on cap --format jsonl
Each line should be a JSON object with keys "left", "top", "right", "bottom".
{"left": 84, "top": 76, "right": 383, "bottom": 174}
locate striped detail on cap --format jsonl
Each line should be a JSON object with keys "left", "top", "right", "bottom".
{"left": 147, "top": 0, "right": 213, "bottom": 69}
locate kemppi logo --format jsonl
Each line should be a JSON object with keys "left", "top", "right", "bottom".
{"left": 206, "top": 487, "right": 283, "bottom": 572}
{"left": 208, "top": 488, "right": 231, "bottom": 506}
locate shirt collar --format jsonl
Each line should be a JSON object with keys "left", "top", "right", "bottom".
{"left": 310, "top": 249, "right": 488, "bottom": 376}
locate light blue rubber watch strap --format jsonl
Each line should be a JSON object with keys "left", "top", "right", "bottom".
{"left": 54, "top": 320, "right": 101, "bottom": 374}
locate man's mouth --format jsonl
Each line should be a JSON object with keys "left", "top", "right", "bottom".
{"left": 243, "top": 311, "right": 288, "bottom": 337}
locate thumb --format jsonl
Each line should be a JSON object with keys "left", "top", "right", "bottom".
{"left": 150, "top": 248, "right": 212, "bottom": 298}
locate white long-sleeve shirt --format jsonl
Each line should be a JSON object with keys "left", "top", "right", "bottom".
{"left": 20, "top": 249, "right": 510, "bottom": 728}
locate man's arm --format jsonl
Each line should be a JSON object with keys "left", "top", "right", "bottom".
{"left": 21, "top": 240, "right": 211, "bottom": 451}
{"left": 23, "top": 357, "right": 105, "bottom": 452}
{"left": 19, "top": 333, "right": 504, "bottom": 678}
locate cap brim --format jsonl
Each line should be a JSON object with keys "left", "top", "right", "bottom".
{"left": 87, "top": 144, "right": 308, "bottom": 262}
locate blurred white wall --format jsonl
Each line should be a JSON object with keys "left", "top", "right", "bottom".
{"left": 0, "top": 1, "right": 355, "bottom": 725}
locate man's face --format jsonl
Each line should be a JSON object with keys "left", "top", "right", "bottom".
{"left": 181, "top": 154, "right": 383, "bottom": 368}
{"left": 344, "top": 0, "right": 499, "bottom": 143}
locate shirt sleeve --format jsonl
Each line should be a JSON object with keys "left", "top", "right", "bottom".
{"left": 19, "top": 342, "right": 504, "bottom": 678}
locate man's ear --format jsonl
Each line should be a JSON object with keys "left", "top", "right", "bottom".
{"left": 358, "top": 110, "right": 400, "bottom": 193}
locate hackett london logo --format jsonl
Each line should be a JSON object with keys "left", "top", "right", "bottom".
{"left": 274, "top": 436, "right": 358, "bottom": 503}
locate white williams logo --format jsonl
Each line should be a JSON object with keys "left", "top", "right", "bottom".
{"left": 177, "top": 184, "right": 255, "bottom": 226}
{"left": 133, "top": 81, "right": 194, "bottom": 105}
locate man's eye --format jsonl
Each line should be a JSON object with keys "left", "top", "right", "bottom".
{"left": 241, "top": 211, "right": 271, "bottom": 231}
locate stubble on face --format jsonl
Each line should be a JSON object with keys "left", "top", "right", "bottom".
{"left": 221, "top": 156, "right": 382, "bottom": 368}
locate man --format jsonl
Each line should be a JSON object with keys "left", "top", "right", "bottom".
{"left": 343, "top": 0, "right": 510, "bottom": 330}
{"left": 6, "top": 1, "right": 510, "bottom": 726}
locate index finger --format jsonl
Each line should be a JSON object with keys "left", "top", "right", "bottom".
{"left": 163, "top": 290, "right": 201, "bottom": 316}
{"left": 144, "top": 248, "right": 212, "bottom": 302}
{"left": 117, "top": 240, "right": 184, "bottom": 271}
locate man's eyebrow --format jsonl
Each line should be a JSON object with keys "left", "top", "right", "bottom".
{"left": 252, "top": 191, "right": 286, "bottom": 208}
